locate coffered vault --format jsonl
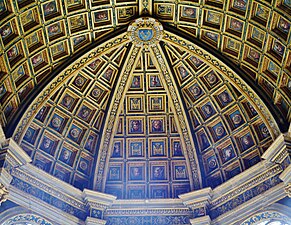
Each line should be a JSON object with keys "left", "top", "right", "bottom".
{"left": 0, "top": 0, "right": 290, "bottom": 225}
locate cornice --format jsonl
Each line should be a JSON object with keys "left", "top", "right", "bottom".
{"left": 110, "top": 198, "right": 186, "bottom": 209}
{"left": 262, "top": 133, "right": 291, "bottom": 163}
{"left": 211, "top": 162, "right": 281, "bottom": 207}
{"left": 179, "top": 187, "right": 212, "bottom": 209}
{"left": 11, "top": 168, "right": 86, "bottom": 211}
{"left": 212, "top": 183, "right": 287, "bottom": 225}
{"left": 1, "top": 138, "right": 32, "bottom": 166}
{"left": 8, "top": 185, "right": 84, "bottom": 225}
{"left": 279, "top": 164, "right": 291, "bottom": 184}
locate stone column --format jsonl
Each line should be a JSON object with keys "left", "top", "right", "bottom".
{"left": 179, "top": 187, "right": 212, "bottom": 225}
{"left": 83, "top": 189, "right": 116, "bottom": 225}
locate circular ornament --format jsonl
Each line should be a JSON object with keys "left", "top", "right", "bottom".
{"left": 207, "top": 73, "right": 217, "bottom": 84}
{"left": 215, "top": 126, "right": 224, "bottom": 136}
{"left": 192, "top": 86, "right": 201, "bottom": 96}
{"left": 80, "top": 161, "right": 88, "bottom": 170}
{"left": 70, "top": 128, "right": 80, "bottom": 138}
{"left": 52, "top": 117, "right": 61, "bottom": 128}
{"left": 128, "top": 17, "right": 164, "bottom": 47}
{"left": 232, "top": 114, "right": 242, "bottom": 124}
{"left": 208, "top": 158, "right": 217, "bottom": 168}
{"left": 261, "top": 126, "right": 269, "bottom": 136}
{"left": 92, "top": 88, "right": 101, "bottom": 98}
{"left": 75, "top": 76, "right": 85, "bottom": 87}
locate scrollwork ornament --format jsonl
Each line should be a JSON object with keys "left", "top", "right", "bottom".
{"left": 0, "top": 182, "right": 9, "bottom": 205}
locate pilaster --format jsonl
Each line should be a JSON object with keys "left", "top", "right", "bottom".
{"left": 0, "top": 130, "right": 31, "bottom": 206}
{"left": 262, "top": 133, "right": 291, "bottom": 165}
{"left": 190, "top": 215, "right": 211, "bottom": 225}
{"left": 179, "top": 187, "right": 212, "bottom": 224}
{"left": 83, "top": 189, "right": 116, "bottom": 224}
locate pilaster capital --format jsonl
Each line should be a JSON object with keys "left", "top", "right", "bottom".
{"left": 262, "top": 133, "right": 291, "bottom": 163}
{"left": 0, "top": 138, "right": 31, "bottom": 168}
{"left": 85, "top": 217, "right": 107, "bottom": 225}
{"left": 179, "top": 187, "right": 212, "bottom": 210}
{"left": 190, "top": 215, "right": 211, "bottom": 225}
{"left": 82, "top": 189, "right": 116, "bottom": 220}
{"left": 82, "top": 189, "right": 116, "bottom": 209}
{"left": 279, "top": 164, "right": 291, "bottom": 184}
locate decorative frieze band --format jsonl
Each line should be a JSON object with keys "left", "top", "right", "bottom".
{"left": 211, "top": 165, "right": 282, "bottom": 207}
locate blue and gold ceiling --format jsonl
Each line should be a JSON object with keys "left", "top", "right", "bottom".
{"left": 0, "top": 0, "right": 290, "bottom": 200}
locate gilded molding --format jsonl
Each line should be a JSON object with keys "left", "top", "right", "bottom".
{"left": 139, "top": 0, "right": 152, "bottom": 15}
{"left": 93, "top": 45, "right": 141, "bottom": 191}
{"left": 151, "top": 44, "right": 201, "bottom": 189}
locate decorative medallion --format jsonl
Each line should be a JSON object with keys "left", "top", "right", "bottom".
{"left": 128, "top": 17, "right": 163, "bottom": 47}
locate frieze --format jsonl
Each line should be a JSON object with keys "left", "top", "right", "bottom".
{"left": 3, "top": 155, "right": 18, "bottom": 170}
{"left": 94, "top": 45, "right": 141, "bottom": 191}
{"left": 13, "top": 34, "right": 129, "bottom": 142}
{"left": 151, "top": 44, "right": 201, "bottom": 189}
{"left": 105, "top": 215, "right": 190, "bottom": 225}
{"left": 105, "top": 208, "right": 191, "bottom": 216}
{"left": 10, "top": 169, "right": 86, "bottom": 210}
{"left": 210, "top": 174, "right": 282, "bottom": 219}
{"left": 211, "top": 165, "right": 282, "bottom": 207}
{"left": 163, "top": 31, "right": 280, "bottom": 138}
{"left": 11, "top": 177, "right": 87, "bottom": 219}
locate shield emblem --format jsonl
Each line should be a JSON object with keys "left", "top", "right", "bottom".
{"left": 138, "top": 29, "right": 153, "bottom": 41}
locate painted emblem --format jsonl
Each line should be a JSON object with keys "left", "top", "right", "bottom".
{"left": 128, "top": 17, "right": 163, "bottom": 47}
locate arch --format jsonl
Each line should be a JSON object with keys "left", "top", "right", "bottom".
{"left": 0, "top": 207, "right": 55, "bottom": 225}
